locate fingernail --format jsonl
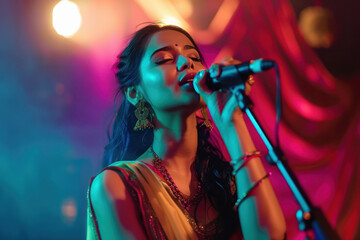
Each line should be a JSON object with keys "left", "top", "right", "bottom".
{"left": 199, "top": 70, "right": 204, "bottom": 78}
{"left": 210, "top": 65, "right": 220, "bottom": 78}
{"left": 209, "top": 67, "right": 215, "bottom": 78}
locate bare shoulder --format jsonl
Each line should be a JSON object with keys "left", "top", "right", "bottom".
{"left": 89, "top": 168, "right": 147, "bottom": 239}
{"left": 90, "top": 169, "right": 126, "bottom": 201}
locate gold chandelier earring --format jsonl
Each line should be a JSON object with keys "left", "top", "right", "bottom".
{"left": 133, "top": 100, "right": 154, "bottom": 131}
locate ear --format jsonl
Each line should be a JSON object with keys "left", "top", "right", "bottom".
{"left": 124, "top": 86, "right": 142, "bottom": 106}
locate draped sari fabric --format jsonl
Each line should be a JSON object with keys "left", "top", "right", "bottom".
{"left": 87, "top": 161, "right": 224, "bottom": 240}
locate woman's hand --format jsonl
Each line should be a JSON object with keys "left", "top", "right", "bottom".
{"left": 195, "top": 57, "right": 287, "bottom": 239}
{"left": 193, "top": 57, "right": 254, "bottom": 125}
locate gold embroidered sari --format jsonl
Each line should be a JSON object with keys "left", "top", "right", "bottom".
{"left": 87, "top": 161, "right": 220, "bottom": 240}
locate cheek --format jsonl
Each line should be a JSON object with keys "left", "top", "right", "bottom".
{"left": 140, "top": 57, "right": 180, "bottom": 86}
{"left": 140, "top": 68, "right": 178, "bottom": 104}
{"left": 196, "top": 63, "right": 206, "bottom": 72}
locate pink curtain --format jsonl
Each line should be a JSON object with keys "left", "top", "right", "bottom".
{"left": 203, "top": 0, "right": 360, "bottom": 239}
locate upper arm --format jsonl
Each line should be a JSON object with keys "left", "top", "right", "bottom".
{"left": 90, "top": 170, "right": 147, "bottom": 240}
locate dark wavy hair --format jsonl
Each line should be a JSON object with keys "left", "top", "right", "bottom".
{"left": 103, "top": 24, "right": 239, "bottom": 238}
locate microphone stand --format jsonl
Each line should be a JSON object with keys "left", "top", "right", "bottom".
{"left": 229, "top": 84, "right": 341, "bottom": 240}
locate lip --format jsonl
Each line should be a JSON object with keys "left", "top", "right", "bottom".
{"left": 179, "top": 72, "right": 197, "bottom": 86}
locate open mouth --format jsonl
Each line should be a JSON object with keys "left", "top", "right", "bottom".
{"left": 179, "top": 72, "right": 196, "bottom": 86}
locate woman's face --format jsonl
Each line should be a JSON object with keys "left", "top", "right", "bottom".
{"left": 139, "top": 30, "right": 206, "bottom": 113}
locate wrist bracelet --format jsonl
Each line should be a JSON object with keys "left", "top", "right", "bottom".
{"left": 233, "top": 172, "right": 272, "bottom": 211}
{"left": 231, "top": 151, "right": 262, "bottom": 176}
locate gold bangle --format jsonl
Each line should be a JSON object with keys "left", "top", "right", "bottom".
{"left": 233, "top": 172, "right": 272, "bottom": 211}
{"left": 231, "top": 151, "right": 262, "bottom": 176}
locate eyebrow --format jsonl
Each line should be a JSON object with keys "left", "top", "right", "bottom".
{"left": 150, "top": 45, "right": 197, "bottom": 58}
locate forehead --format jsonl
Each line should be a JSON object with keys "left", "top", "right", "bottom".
{"left": 145, "top": 30, "right": 194, "bottom": 51}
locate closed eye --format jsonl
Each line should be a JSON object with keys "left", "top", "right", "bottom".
{"left": 190, "top": 57, "right": 201, "bottom": 62}
{"left": 155, "top": 59, "right": 173, "bottom": 65}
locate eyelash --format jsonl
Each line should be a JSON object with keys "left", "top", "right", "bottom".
{"left": 190, "top": 57, "right": 201, "bottom": 62}
{"left": 155, "top": 57, "right": 201, "bottom": 65}
{"left": 155, "top": 59, "right": 173, "bottom": 65}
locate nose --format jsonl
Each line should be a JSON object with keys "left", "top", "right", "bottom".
{"left": 177, "top": 55, "right": 194, "bottom": 72}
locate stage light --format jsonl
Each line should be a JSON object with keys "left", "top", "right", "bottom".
{"left": 161, "top": 17, "right": 182, "bottom": 27}
{"left": 52, "top": 0, "right": 82, "bottom": 38}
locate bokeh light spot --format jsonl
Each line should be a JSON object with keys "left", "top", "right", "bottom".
{"left": 62, "top": 198, "right": 77, "bottom": 222}
{"left": 298, "top": 6, "right": 336, "bottom": 48}
{"left": 52, "top": 0, "right": 82, "bottom": 38}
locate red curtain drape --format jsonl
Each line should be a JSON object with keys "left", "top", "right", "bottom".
{"left": 202, "top": 0, "right": 359, "bottom": 239}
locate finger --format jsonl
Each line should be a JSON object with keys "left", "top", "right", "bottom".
{"left": 244, "top": 75, "right": 254, "bottom": 95}
{"left": 209, "top": 64, "right": 221, "bottom": 78}
{"left": 244, "top": 82, "right": 251, "bottom": 95}
{"left": 193, "top": 70, "right": 211, "bottom": 95}
{"left": 247, "top": 75, "right": 255, "bottom": 86}
{"left": 220, "top": 57, "right": 242, "bottom": 66}
{"left": 220, "top": 56, "right": 234, "bottom": 64}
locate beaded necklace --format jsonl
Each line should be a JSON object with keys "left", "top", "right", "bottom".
{"left": 150, "top": 146, "right": 220, "bottom": 239}
{"left": 150, "top": 146, "right": 203, "bottom": 211}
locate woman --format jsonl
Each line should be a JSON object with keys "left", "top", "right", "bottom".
{"left": 87, "top": 24, "right": 286, "bottom": 240}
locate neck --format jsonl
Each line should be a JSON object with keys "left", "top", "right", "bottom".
{"left": 152, "top": 109, "right": 198, "bottom": 172}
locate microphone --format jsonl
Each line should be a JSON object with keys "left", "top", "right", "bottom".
{"left": 205, "top": 59, "right": 275, "bottom": 91}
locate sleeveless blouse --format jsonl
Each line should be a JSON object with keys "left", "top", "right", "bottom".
{"left": 87, "top": 161, "right": 241, "bottom": 239}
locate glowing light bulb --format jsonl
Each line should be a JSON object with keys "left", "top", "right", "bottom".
{"left": 52, "top": 0, "right": 82, "bottom": 37}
